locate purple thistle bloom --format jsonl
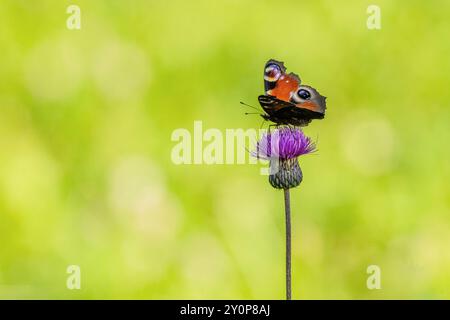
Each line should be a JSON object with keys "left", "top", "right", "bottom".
{"left": 253, "top": 127, "right": 316, "bottom": 160}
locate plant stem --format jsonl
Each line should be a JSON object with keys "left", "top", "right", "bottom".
{"left": 284, "top": 188, "right": 292, "bottom": 300}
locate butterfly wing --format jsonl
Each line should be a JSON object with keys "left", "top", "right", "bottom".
{"left": 258, "top": 95, "right": 292, "bottom": 115}
{"left": 258, "top": 95, "right": 317, "bottom": 126}
{"left": 264, "top": 59, "right": 286, "bottom": 93}
{"left": 260, "top": 59, "right": 327, "bottom": 126}
{"left": 263, "top": 60, "right": 301, "bottom": 102}
{"left": 290, "top": 85, "right": 326, "bottom": 115}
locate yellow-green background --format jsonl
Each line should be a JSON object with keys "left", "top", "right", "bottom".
{"left": 0, "top": 0, "right": 449, "bottom": 299}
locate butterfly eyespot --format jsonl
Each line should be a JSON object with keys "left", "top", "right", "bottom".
{"left": 264, "top": 64, "right": 282, "bottom": 82}
{"left": 292, "top": 88, "right": 312, "bottom": 103}
{"left": 297, "top": 89, "right": 311, "bottom": 100}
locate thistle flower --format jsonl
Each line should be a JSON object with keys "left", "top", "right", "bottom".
{"left": 252, "top": 126, "right": 316, "bottom": 300}
{"left": 253, "top": 127, "right": 316, "bottom": 189}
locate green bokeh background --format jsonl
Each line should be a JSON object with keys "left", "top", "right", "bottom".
{"left": 1, "top": 0, "right": 449, "bottom": 299}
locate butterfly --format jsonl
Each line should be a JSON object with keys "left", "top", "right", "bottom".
{"left": 258, "top": 59, "right": 326, "bottom": 127}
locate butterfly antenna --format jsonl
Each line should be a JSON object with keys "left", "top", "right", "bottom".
{"left": 240, "top": 101, "right": 260, "bottom": 112}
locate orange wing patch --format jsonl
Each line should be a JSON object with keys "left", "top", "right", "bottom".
{"left": 267, "top": 73, "right": 299, "bottom": 102}
{"left": 294, "top": 100, "right": 320, "bottom": 112}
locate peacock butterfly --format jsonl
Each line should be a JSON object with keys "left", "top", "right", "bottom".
{"left": 258, "top": 59, "right": 326, "bottom": 127}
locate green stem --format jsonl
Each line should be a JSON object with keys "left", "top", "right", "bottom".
{"left": 284, "top": 188, "right": 292, "bottom": 300}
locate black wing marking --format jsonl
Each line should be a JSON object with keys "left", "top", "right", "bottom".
{"left": 258, "top": 95, "right": 324, "bottom": 126}
{"left": 258, "top": 95, "right": 293, "bottom": 115}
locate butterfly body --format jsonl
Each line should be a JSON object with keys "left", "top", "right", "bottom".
{"left": 259, "top": 59, "right": 326, "bottom": 127}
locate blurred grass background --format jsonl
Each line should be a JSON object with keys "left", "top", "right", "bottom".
{"left": 0, "top": 0, "right": 449, "bottom": 299}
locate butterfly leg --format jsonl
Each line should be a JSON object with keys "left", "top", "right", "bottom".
{"left": 268, "top": 123, "right": 278, "bottom": 135}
